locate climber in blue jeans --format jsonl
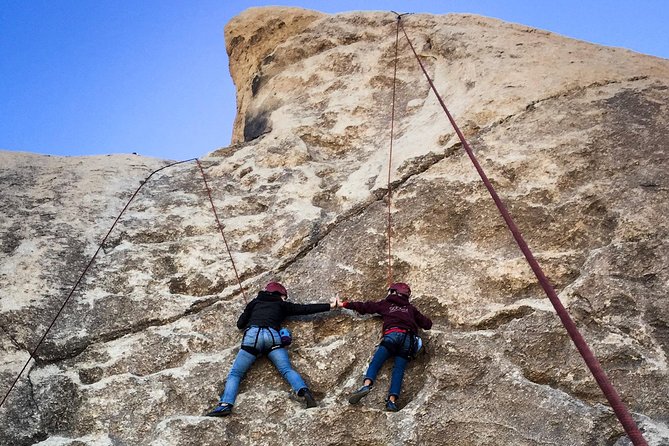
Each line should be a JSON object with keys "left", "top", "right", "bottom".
{"left": 342, "top": 282, "right": 432, "bottom": 412}
{"left": 206, "top": 282, "right": 337, "bottom": 417}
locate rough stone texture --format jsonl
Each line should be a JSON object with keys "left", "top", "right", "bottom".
{"left": 225, "top": 7, "right": 325, "bottom": 143}
{"left": 2, "top": 7, "right": 669, "bottom": 446}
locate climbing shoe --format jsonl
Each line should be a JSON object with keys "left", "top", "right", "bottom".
{"left": 348, "top": 385, "right": 372, "bottom": 405}
{"left": 206, "top": 402, "right": 233, "bottom": 417}
{"left": 384, "top": 398, "right": 399, "bottom": 412}
{"left": 299, "top": 388, "right": 318, "bottom": 408}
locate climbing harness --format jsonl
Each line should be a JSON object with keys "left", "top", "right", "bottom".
{"left": 1, "top": 157, "right": 246, "bottom": 409}
{"left": 380, "top": 328, "right": 422, "bottom": 360}
{"left": 393, "top": 13, "right": 647, "bottom": 446}
{"left": 241, "top": 326, "right": 284, "bottom": 356}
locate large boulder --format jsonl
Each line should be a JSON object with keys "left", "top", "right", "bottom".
{"left": 1, "top": 7, "right": 668, "bottom": 445}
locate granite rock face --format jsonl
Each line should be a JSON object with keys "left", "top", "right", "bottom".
{"left": 1, "top": 7, "right": 669, "bottom": 446}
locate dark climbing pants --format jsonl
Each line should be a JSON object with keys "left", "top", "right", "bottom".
{"left": 364, "top": 332, "right": 412, "bottom": 398}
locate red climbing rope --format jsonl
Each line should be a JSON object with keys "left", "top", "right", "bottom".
{"left": 195, "top": 159, "right": 247, "bottom": 303}
{"left": 385, "top": 16, "right": 402, "bottom": 287}
{"left": 0, "top": 158, "right": 196, "bottom": 411}
{"left": 397, "top": 15, "right": 647, "bottom": 446}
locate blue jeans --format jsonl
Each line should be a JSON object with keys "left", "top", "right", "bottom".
{"left": 220, "top": 327, "right": 307, "bottom": 405}
{"left": 364, "top": 332, "right": 413, "bottom": 398}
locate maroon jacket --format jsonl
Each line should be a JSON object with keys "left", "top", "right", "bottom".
{"left": 343, "top": 293, "right": 432, "bottom": 334}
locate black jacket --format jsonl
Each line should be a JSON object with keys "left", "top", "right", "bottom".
{"left": 237, "top": 291, "right": 331, "bottom": 330}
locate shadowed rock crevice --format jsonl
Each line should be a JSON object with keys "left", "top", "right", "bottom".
{"left": 476, "top": 75, "right": 654, "bottom": 144}
{"left": 0, "top": 375, "right": 47, "bottom": 446}
{"left": 0, "top": 323, "right": 26, "bottom": 351}
{"left": 243, "top": 109, "right": 273, "bottom": 141}
{"left": 468, "top": 305, "right": 536, "bottom": 330}
{"left": 273, "top": 140, "right": 462, "bottom": 275}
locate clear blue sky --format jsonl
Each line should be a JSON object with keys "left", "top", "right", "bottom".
{"left": 1, "top": 1, "right": 667, "bottom": 161}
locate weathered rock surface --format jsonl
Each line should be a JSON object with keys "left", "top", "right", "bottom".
{"left": 1, "top": 7, "right": 668, "bottom": 446}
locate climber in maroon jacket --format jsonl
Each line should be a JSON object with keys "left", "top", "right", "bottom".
{"left": 341, "top": 282, "right": 432, "bottom": 411}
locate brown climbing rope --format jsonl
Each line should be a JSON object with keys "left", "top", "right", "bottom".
{"left": 385, "top": 15, "right": 402, "bottom": 288}
{"left": 1, "top": 157, "right": 251, "bottom": 411}
{"left": 0, "top": 158, "right": 196, "bottom": 410}
{"left": 396, "top": 14, "right": 647, "bottom": 446}
{"left": 195, "top": 159, "right": 247, "bottom": 303}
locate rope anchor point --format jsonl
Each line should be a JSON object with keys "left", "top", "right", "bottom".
{"left": 390, "top": 11, "right": 412, "bottom": 21}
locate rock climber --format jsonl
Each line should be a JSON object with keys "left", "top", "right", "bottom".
{"left": 206, "top": 281, "right": 338, "bottom": 417}
{"left": 341, "top": 282, "right": 432, "bottom": 412}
